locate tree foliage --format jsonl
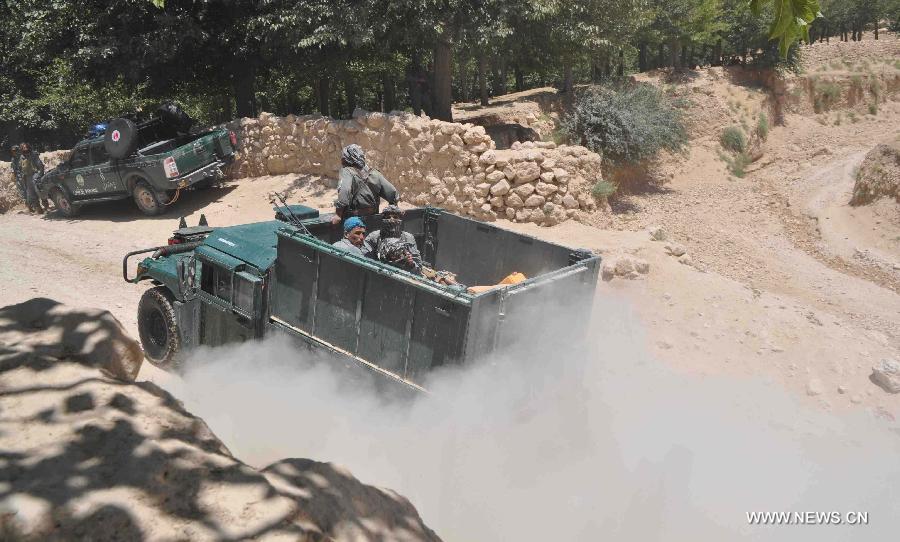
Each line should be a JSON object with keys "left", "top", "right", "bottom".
{"left": 0, "top": 0, "right": 875, "bottom": 151}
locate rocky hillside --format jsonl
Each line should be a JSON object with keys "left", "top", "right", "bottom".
{"left": 0, "top": 298, "right": 441, "bottom": 541}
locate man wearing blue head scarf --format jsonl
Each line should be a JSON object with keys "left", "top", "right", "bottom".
{"left": 331, "top": 216, "right": 371, "bottom": 257}
{"left": 331, "top": 144, "right": 399, "bottom": 224}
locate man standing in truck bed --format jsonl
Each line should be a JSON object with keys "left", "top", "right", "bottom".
{"left": 331, "top": 144, "right": 399, "bottom": 224}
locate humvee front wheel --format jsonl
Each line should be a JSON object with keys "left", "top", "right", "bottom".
{"left": 133, "top": 181, "right": 164, "bottom": 216}
{"left": 138, "top": 287, "right": 181, "bottom": 370}
{"left": 50, "top": 188, "right": 80, "bottom": 218}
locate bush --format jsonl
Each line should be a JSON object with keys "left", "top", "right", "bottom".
{"left": 720, "top": 126, "right": 747, "bottom": 153}
{"left": 756, "top": 112, "right": 769, "bottom": 141}
{"left": 728, "top": 152, "right": 750, "bottom": 178}
{"left": 561, "top": 82, "right": 687, "bottom": 167}
{"left": 591, "top": 179, "right": 618, "bottom": 199}
{"left": 813, "top": 81, "right": 842, "bottom": 112}
{"left": 868, "top": 102, "right": 878, "bottom": 115}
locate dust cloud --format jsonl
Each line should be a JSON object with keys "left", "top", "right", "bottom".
{"left": 169, "top": 293, "right": 900, "bottom": 541}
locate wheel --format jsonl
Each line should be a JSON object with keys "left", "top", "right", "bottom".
{"left": 103, "top": 118, "right": 139, "bottom": 159}
{"left": 156, "top": 102, "right": 193, "bottom": 135}
{"left": 50, "top": 187, "right": 81, "bottom": 218}
{"left": 137, "top": 287, "right": 181, "bottom": 370}
{"left": 132, "top": 180, "right": 164, "bottom": 216}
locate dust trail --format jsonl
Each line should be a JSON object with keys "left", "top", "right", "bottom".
{"left": 170, "top": 293, "right": 900, "bottom": 541}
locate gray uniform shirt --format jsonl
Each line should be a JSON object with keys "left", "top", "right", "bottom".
{"left": 365, "top": 230, "right": 421, "bottom": 268}
{"left": 332, "top": 238, "right": 369, "bottom": 258}
{"left": 335, "top": 167, "right": 399, "bottom": 214}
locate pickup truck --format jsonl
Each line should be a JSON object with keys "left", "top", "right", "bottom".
{"left": 123, "top": 206, "right": 600, "bottom": 393}
{"left": 39, "top": 104, "right": 236, "bottom": 217}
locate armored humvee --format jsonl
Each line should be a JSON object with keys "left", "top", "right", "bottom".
{"left": 124, "top": 206, "right": 600, "bottom": 392}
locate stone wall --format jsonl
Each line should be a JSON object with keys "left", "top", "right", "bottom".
{"left": 225, "top": 109, "right": 602, "bottom": 225}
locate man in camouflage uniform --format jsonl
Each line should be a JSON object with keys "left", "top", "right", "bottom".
{"left": 331, "top": 144, "right": 399, "bottom": 225}
{"left": 18, "top": 143, "right": 45, "bottom": 213}
{"left": 9, "top": 145, "right": 26, "bottom": 201}
{"left": 365, "top": 205, "right": 421, "bottom": 270}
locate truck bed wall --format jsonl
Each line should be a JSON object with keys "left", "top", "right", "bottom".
{"left": 270, "top": 234, "right": 469, "bottom": 386}
{"left": 276, "top": 209, "right": 599, "bottom": 387}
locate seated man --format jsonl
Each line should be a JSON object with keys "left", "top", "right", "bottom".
{"left": 331, "top": 217, "right": 370, "bottom": 257}
{"left": 365, "top": 205, "right": 421, "bottom": 270}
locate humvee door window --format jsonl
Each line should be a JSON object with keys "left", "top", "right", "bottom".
{"left": 91, "top": 143, "right": 110, "bottom": 165}
{"left": 200, "top": 262, "right": 232, "bottom": 303}
{"left": 70, "top": 147, "right": 89, "bottom": 168}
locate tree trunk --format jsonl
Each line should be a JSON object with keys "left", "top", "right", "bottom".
{"left": 638, "top": 42, "right": 648, "bottom": 72}
{"left": 617, "top": 48, "right": 624, "bottom": 76}
{"left": 497, "top": 56, "right": 508, "bottom": 95}
{"left": 345, "top": 75, "right": 357, "bottom": 118}
{"left": 433, "top": 38, "right": 453, "bottom": 121}
{"left": 478, "top": 54, "right": 489, "bottom": 106}
{"left": 603, "top": 54, "right": 611, "bottom": 78}
{"left": 714, "top": 39, "right": 722, "bottom": 66}
{"left": 514, "top": 65, "right": 524, "bottom": 92}
{"left": 669, "top": 38, "right": 681, "bottom": 68}
{"left": 562, "top": 61, "right": 574, "bottom": 93}
{"left": 657, "top": 43, "right": 665, "bottom": 69}
{"left": 680, "top": 41, "right": 688, "bottom": 68}
{"left": 458, "top": 57, "right": 469, "bottom": 103}
{"left": 382, "top": 75, "right": 395, "bottom": 112}
{"left": 408, "top": 53, "right": 424, "bottom": 115}
{"left": 875, "top": 21, "right": 879, "bottom": 39}
{"left": 317, "top": 76, "right": 330, "bottom": 117}
{"left": 232, "top": 60, "right": 255, "bottom": 118}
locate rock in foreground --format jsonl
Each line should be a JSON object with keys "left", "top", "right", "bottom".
{"left": 0, "top": 299, "right": 441, "bottom": 541}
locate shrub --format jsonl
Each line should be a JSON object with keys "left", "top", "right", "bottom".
{"left": 756, "top": 112, "right": 769, "bottom": 141}
{"left": 869, "top": 77, "right": 883, "bottom": 98}
{"left": 868, "top": 102, "right": 878, "bottom": 115}
{"left": 720, "top": 126, "right": 747, "bottom": 153}
{"left": 591, "top": 179, "right": 618, "bottom": 199}
{"left": 817, "top": 81, "right": 842, "bottom": 109}
{"left": 561, "top": 82, "right": 687, "bottom": 167}
{"left": 728, "top": 152, "right": 750, "bottom": 178}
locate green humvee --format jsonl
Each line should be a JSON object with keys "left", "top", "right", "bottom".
{"left": 124, "top": 206, "right": 600, "bottom": 393}
{"left": 39, "top": 104, "right": 236, "bottom": 217}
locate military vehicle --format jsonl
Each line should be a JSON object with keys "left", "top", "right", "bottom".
{"left": 38, "top": 103, "right": 236, "bottom": 217}
{"left": 123, "top": 205, "right": 601, "bottom": 392}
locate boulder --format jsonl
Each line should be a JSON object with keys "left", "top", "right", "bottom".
{"left": 0, "top": 298, "right": 143, "bottom": 382}
{"left": 524, "top": 194, "right": 546, "bottom": 208}
{"left": 506, "top": 193, "right": 525, "bottom": 208}
{"left": 513, "top": 161, "right": 542, "bottom": 184}
{"left": 872, "top": 358, "right": 900, "bottom": 393}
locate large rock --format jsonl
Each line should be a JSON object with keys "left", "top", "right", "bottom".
{"left": 513, "top": 161, "right": 542, "bottom": 184}
{"left": 0, "top": 298, "right": 143, "bottom": 382}
{"left": 872, "top": 358, "right": 900, "bottom": 393}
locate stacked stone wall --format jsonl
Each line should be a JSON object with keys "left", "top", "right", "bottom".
{"left": 225, "top": 109, "right": 602, "bottom": 225}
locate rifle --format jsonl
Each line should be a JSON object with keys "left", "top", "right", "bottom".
{"left": 268, "top": 191, "right": 313, "bottom": 236}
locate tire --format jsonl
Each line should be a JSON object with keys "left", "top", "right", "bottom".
{"left": 156, "top": 102, "right": 193, "bottom": 135}
{"left": 104, "top": 118, "right": 139, "bottom": 159}
{"left": 50, "top": 187, "right": 81, "bottom": 218}
{"left": 138, "top": 287, "right": 181, "bottom": 370}
{"left": 132, "top": 180, "right": 164, "bottom": 216}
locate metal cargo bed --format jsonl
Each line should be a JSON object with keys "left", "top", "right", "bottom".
{"left": 267, "top": 208, "right": 600, "bottom": 390}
